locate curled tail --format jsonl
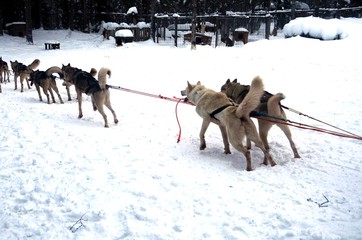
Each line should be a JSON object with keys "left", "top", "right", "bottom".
{"left": 267, "top": 93, "right": 286, "bottom": 117}
{"left": 98, "top": 67, "right": 111, "bottom": 90}
{"left": 45, "top": 66, "right": 63, "bottom": 79}
{"left": 236, "top": 76, "right": 264, "bottom": 118}
{"left": 28, "top": 59, "right": 40, "bottom": 70}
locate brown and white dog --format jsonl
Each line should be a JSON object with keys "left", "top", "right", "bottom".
{"left": 221, "top": 78, "right": 300, "bottom": 158}
{"left": 10, "top": 59, "right": 40, "bottom": 92}
{"left": 28, "top": 66, "right": 65, "bottom": 104}
{"left": 181, "top": 76, "right": 276, "bottom": 171}
{"left": 61, "top": 64, "right": 118, "bottom": 127}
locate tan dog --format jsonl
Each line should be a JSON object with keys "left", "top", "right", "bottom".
{"left": 181, "top": 76, "right": 276, "bottom": 171}
{"left": 221, "top": 79, "right": 300, "bottom": 158}
{"left": 10, "top": 59, "right": 40, "bottom": 92}
{"left": 28, "top": 66, "right": 64, "bottom": 104}
{"left": 62, "top": 64, "right": 118, "bottom": 128}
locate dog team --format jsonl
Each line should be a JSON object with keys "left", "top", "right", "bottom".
{"left": 0, "top": 57, "right": 118, "bottom": 128}
{"left": 1, "top": 56, "right": 300, "bottom": 170}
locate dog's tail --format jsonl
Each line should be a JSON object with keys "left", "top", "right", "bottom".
{"left": 28, "top": 59, "right": 40, "bottom": 70}
{"left": 235, "top": 76, "right": 264, "bottom": 119}
{"left": 98, "top": 67, "right": 111, "bottom": 90}
{"left": 267, "top": 93, "right": 286, "bottom": 117}
{"left": 45, "top": 66, "right": 64, "bottom": 79}
{"left": 90, "top": 68, "right": 97, "bottom": 77}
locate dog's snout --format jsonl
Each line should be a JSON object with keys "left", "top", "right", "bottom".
{"left": 181, "top": 90, "right": 186, "bottom": 96}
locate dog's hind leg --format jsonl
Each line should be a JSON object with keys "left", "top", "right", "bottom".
{"left": 76, "top": 89, "right": 83, "bottom": 118}
{"left": 51, "top": 81, "right": 64, "bottom": 104}
{"left": 104, "top": 96, "right": 119, "bottom": 124}
{"left": 35, "top": 84, "right": 43, "bottom": 101}
{"left": 245, "top": 120, "right": 276, "bottom": 167}
{"left": 97, "top": 104, "right": 109, "bottom": 128}
{"left": 42, "top": 87, "right": 51, "bottom": 104}
{"left": 26, "top": 78, "right": 31, "bottom": 89}
{"left": 218, "top": 125, "right": 231, "bottom": 154}
{"left": 199, "top": 119, "right": 211, "bottom": 150}
{"left": 48, "top": 88, "right": 56, "bottom": 103}
{"left": 258, "top": 120, "right": 273, "bottom": 151}
{"left": 66, "top": 85, "right": 72, "bottom": 101}
{"left": 276, "top": 123, "right": 300, "bottom": 158}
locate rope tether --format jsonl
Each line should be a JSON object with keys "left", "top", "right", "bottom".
{"left": 106, "top": 84, "right": 362, "bottom": 142}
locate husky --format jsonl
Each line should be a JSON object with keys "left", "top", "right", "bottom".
{"left": 64, "top": 67, "right": 97, "bottom": 101}
{"left": 221, "top": 78, "right": 300, "bottom": 158}
{"left": 0, "top": 57, "right": 10, "bottom": 83}
{"left": 28, "top": 66, "right": 65, "bottom": 104}
{"left": 61, "top": 64, "right": 118, "bottom": 127}
{"left": 181, "top": 76, "right": 276, "bottom": 171}
{"left": 10, "top": 59, "right": 40, "bottom": 92}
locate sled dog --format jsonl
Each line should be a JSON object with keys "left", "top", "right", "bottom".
{"left": 29, "top": 66, "right": 65, "bottom": 104}
{"left": 61, "top": 64, "right": 118, "bottom": 127}
{"left": 181, "top": 76, "right": 276, "bottom": 171}
{"left": 10, "top": 59, "right": 40, "bottom": 92}
{"left": 0, "top": 57, "right": 10, "bottom": 83}
{"left": 221, "top": 78, "right": 300, "bottom": 158}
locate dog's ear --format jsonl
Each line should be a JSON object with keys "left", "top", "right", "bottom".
{"left": 232, "top": 79, "right": 237, "bottom": 83}
{"left": 196, "top": 81, "right": 201, "bottom": 85}
{"left": 226, "top": 79, "right": 230, "bottom": 84}
{"left": 187, "top": 81, "right": 192, "bottom": 89}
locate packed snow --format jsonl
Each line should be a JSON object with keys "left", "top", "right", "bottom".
{"left": 1, "top": 17, "right": 362, "bottom": 239}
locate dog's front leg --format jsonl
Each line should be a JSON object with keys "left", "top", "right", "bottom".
{"left": 219, "top": 125, "right": 231, "bottom": 154}
{"left": 66, "top": 86, "right": 72, "bottom": 101}
{"left": 199, "top": 119, "right": 210, "bottom": 150}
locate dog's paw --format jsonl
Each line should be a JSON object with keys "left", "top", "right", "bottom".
{"left": 224, "top": 149, "right": 231, "bottom": 154}
{"left": 200, "top": 144, "right": 206, "bottom": 150}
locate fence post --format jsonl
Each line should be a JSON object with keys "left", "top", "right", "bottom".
{"left": 174, "top": 15, "right": 178, "bottom": 47}
{"left": 265, "top": 14, "right": 270, "bottom": 40}
{"left": 215, "top": 16, "right": 219, "bottom": 48}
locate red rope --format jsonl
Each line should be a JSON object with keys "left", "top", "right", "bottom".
{"left": 174, "top": 97, "right": 183, "bottom": 143}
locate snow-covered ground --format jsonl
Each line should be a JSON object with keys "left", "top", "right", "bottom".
{"left": 0, "top": 17, "right": 362, "bottom": 240}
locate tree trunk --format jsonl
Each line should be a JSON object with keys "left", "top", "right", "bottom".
{"left": 191, "top": 0, "right": 197, "bottom": 50}
{"left": 26, "top": 0, "right": 33, "bottom": 44}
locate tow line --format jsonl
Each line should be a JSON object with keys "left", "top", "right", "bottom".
{"left": 107, "top": 84, "right": 362, "bottom": 142}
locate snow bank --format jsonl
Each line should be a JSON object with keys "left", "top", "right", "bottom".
{"left": 283, "top": 16, "right": 347, "bottom": 40}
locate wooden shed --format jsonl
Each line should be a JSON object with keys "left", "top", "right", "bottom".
{"left": 5, "top": 22, "right": 26, "bottom": 37}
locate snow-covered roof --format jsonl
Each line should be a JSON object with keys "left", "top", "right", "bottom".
{"left": 283, "top": 16, "right": 348, "bottom": 40}
{"left": 115, "top": 29, "right": 134, "bottom": 37}
{"left": 127, "top": 7, "right": 138, "bottom": 15}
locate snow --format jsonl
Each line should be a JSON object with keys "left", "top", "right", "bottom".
{"left": 1, "top": 17, "right": 362, "bottom": 239}
{"left": 115, "top": 29, "right": 134, "bottom": 37}
{"left": 283, "top": 16, "right": 360, "bottom": 40}
{"left": 127, "top": 7, "right": 138, "bottom": 15}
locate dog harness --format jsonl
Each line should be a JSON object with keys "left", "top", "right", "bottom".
{"left": 210, "top": 103, "right": 234, "bottom": 120}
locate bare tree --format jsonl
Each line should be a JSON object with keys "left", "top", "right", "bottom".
{"left": 26, "top": 0, "right": 33, "bottom": 44}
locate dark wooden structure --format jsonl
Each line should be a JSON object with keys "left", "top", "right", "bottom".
{"left": 5, "top": 22, "right": 26, "bottom": 37}
{"left": 44, "top": 42, "right": 60, "bottom": 50}
{"left": 233, "top": 28, "right": 249, "bottom": 44}
{"left": 183, "top": 32, "right": 212, "bottom": 45}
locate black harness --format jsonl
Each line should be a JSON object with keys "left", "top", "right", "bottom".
{"left": 210, "top": 103, "right": 234, "bottom": 120}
